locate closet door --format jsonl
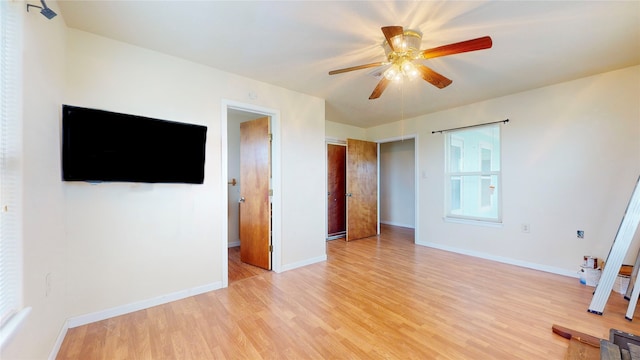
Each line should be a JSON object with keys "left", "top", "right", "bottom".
{"left": 239, "top": 116, "right": 271, "bottom": 269}
{"left": 346, "top": 138, "right": 378, "bottom": 241}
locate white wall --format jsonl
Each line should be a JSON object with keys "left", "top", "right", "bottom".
{"left": 5, "top": 19, "right": 326, "bottom": 358}
{"left": 63, "top": 28, "right": 326, "bottom": 317}
{"left": 6, "top": 3, "right": 637, "bottom": 357}
{"left": 325, "top": 120, "right": 366, "bottom": 141}
{"left": 380, "top": 140, "right": 415, "bottom": 228}
{"left": 1, "top": 2, "right": 68, "bottom": 359}
{"left": 367, "top": 66, "right": 640, "bottom": 275}
{"left": 63, "top": 30, "right": 220, "bottom": 318}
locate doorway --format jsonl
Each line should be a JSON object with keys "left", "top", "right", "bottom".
{"left": 222, "top": 101, "right": 281, "bottom": 287}
{"left": 326, "top": 138, "right": 379, "bottom": 242}
{"left": 327, "top": 143, "right": 346, "bottom": 239}
{"left": 378, "top": 136, "right": 417, "bottom": 242}
{"left": 325, "top": 136, "right": 418, "bottom": 243}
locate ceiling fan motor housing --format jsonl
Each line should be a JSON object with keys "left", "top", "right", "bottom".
{"left": 382, "top": 29, "right": 423, "bottom": 60}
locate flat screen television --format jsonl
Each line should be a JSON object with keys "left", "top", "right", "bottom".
{"left": 62, "top": 105, "right": 207, "bottom": 184}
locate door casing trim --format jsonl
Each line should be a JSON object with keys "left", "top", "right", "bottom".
{"left": 221, "top": 100, "right": 282, "bottom": 288}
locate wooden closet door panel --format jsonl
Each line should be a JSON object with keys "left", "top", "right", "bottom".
{"left": 346, "top": 138, "right": 377, "bottom": 241}
{"left": 239, "top": 116, "right": 271, "bottom": 269}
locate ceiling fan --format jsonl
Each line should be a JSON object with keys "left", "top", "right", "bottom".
{"left": 328, "top": 26, "right": 493, "bottom": 99}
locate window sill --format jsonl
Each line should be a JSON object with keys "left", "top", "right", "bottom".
{"left": 443, "top": 217, "right": 503, "bottom": 228}
{"left": 0, "top": 307, "right": 32, "bottom": 349}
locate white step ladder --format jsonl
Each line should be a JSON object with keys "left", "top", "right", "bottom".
{"left": 624, "top": 248, "right": 640, "bottom": 320}
{"left": 588, "top": 175, "right": 640, "bottom": 319}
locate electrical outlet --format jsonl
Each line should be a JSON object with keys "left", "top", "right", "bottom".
{"left": 577, "top": 230, "right": 584, "bottom": 239}
{"left": 521, "top": 224, "right": 531, "bottom": 233}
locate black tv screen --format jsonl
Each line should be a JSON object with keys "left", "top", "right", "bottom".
{"left": 62, "top": 105, "right": 207, "bottom": 184}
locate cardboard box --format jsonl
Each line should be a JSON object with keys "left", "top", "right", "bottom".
{"left": 614, "top": 275, "right": 630, "bottom": 294}
{"left": 578, "top": 266, "right": 601, "bottom": 287}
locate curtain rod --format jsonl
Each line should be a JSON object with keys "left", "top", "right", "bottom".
{"left": 432, "top": 119, "right": 509, "bottom": 134}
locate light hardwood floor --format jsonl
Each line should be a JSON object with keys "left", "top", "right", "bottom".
{"left": 228, "top": 246, "right": 269, "bottom": 284}
{"left": 56, "top": 225, "right": 639, "bottom": 359}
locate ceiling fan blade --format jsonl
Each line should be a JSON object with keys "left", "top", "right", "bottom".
{"left": 416, "top": 64, "right": 452, "bottom": 89}
{"left": 381, "top": 26, "right": 404, "bottom": 52}
{"left": 369, "top": 78, "right": 391, "bottom": 99}
{"left": 420, "top": 36, "right": 493, "bottom": 59}
{"left": 328, "top": 62, "right": 386, "bottom": 75}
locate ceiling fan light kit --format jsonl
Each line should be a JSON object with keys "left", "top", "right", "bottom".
{"left": 381, "top": 29, "right": 423, "bottom": 82}
{"left": 329, "top": 25, "right": 493, "bottom": 99}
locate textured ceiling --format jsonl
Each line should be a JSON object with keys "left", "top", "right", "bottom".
{"left": 57, "top": 1, "right": 640, "bottom": 128}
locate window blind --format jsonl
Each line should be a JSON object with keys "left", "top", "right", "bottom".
{"left": 0, "top": 0, "right": 23, "bottom": 330}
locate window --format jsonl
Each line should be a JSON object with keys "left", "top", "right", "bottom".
{"left": 449, "top": 137, "right": 463, "bottom": 211}
{"left": 1, "top": 0, "right": 28, "bottom": 347}
{"left": 445, "top": 124, "right": 501, "bottom": 222}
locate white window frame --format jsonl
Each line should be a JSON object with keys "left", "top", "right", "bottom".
{"left": 448, "top": 137, "right": 464, "bottom": 212}
{"left": 450, "top": 176, "right": 462, "bottom": 212}
{"left": 479, "top": 143, "right": 493, "bottom": 209}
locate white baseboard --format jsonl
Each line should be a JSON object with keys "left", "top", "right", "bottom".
{"left": 279, "top": 255, "right": 327, "bottom": 273}
{"left": 380, "top": 221, "right": 415, "bottom": 229}
{"left": 49, "top": 282, "right": 222, "bottom": 359}
{"left": 228, "top": 241, "right": 240, "bottom": 248}
{"left": 66, "top": 281, "right": 222, "bottom": 329}
{"left": 48, "top": 320, "right": 68, "bottom": 360}
{"left": 416, "top": 241, "right": 578, "bottom": 278}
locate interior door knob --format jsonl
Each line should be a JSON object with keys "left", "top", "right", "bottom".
{"left": 239, "top": 197, "right": 245, "bottom": 203}
{"left": 346, "top": 193, "right": 352, "bottom": 197}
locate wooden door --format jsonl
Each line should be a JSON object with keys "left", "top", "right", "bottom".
{"left": 327, "top": 144, "right": 346, "bottom": 237}
{"left": 239, "top": 116, "right": 271, "bottom": 270}
{"left": 346, "top": 138, "right": 378, "bottom": 241}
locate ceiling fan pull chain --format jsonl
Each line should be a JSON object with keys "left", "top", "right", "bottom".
{"left": 401, "top": 82, "right": 405, "bottom": 139}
